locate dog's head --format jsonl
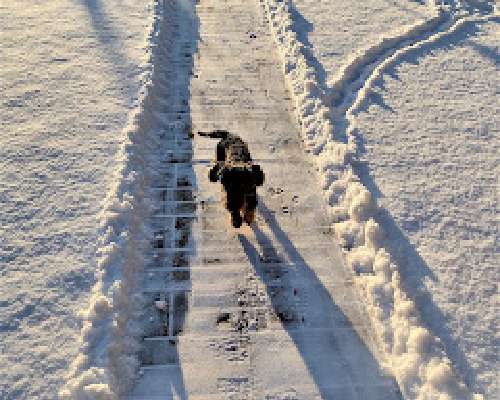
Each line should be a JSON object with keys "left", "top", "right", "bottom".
{"left": 226, "top": 141, "right": 251, "bottom": 164}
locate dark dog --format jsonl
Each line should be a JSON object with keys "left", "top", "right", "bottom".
{"left": 198, "top": 130, "right": 264, "bottom": 228}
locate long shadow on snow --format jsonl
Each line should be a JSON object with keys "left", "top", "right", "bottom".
{"left": 467, "top": 40, "right": 500, "bottom": 66}
{"left": 131, "top": 1, "right": 199, "bottom": 398}
{"left": 239, "top": 200, "right": 402, "bottom": 400}
{"left": 78, "top": 0, "right": 140, "bottom": 98}
{"left": 289, "top": 3, "right": 328, "bottom": 98}
{"left": 156, "top": 1, "right": 199, "bottom": 398}
{"left": 350, "top": 19, "right": 496, "bottom": 391}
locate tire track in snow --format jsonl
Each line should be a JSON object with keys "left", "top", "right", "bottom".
{"left": 261, "top": 0, "right": 497, "bottom": 399}
{"left": 131, "top": 0, "right": 403, "bottom": 398}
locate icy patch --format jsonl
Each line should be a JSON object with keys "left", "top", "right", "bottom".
{"left": 261, "top": 0, "right": 490, "bottom": 399}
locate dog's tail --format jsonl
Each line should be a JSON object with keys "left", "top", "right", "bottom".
{"left": 198, "top": 130, "right": 230, "bottom": 139}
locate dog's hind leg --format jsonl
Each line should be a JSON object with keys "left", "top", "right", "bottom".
{"left": 243, "top": 208, "right": 255, "bottom": 225}
{"left": 231, "top": 211, "right": 243, "bottom": 228}
{"left": 243, "top": 191, "right": 257, "bottom": 225}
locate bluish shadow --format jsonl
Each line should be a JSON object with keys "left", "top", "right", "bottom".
{"left": 154, "top": 1, "right": 200, "bottom": 398}
{"left": 78, "top": 0, "right": 139, "bottom": 97}
{"left": 238, "top": 200, "right": 403, "bottom": 400}
{"left": 128, "top": 0, "right": 199, "bottom": 398}
{"left": 353, "top": 150, "right": 478, "bottom": 391}
{"left": 467, "top": 40, "right": 500, "bottom": 65}
{"left": 289, "top": 2, "right": 327, "bottom": 91}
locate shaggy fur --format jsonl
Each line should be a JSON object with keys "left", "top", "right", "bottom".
{"left": 199, "top": 130, "right": 264, "bottom": 227}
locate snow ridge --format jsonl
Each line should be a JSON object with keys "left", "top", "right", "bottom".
{"left": 58, "top": 1, "right": 176, "bottom": 398}
{"left": 261, "top": 0, "right": 494, "bottom": 399}
{"left": 327, "top": 6, "right": 445, "bottom": 111}
{"left": 343, "top": 12, "right": 500, "bottom": 141}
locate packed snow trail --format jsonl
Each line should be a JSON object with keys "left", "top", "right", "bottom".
{"left": 128, "top": 0, "right": 402, "bottom": 399}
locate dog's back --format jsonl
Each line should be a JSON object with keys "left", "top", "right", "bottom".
{"left": 199, "top": 130, "right": 264, "bottom": 226}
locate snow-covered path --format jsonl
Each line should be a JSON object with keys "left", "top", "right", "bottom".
{"left": 128, "top": 0, "right": 401, "bottom": 398}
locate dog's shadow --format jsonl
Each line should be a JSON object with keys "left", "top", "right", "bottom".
{"left": 237, "top": 200, "right": 402, "bottom": 399}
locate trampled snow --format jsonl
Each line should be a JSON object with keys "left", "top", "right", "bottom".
{"left": 1, "top": 0, "right": 497, "bottom": 399}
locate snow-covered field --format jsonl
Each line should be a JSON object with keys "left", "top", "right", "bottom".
{"left": 354, "top": 19, "right": 499, "bottom": 396}
{"left": 1, "top": 0, "right": 497, "bottom": 399}
{"left": 0, "top": 1, "right": 153, "bottom": 398}
{"left": 288, "top": 0, "right": 498, "bottom": 397}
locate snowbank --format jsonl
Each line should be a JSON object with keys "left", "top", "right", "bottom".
{"left": 58, "top": 1, "right": 176, "bottom": 398}
{"left": 261, "top": 0, "right": 489, "bottom": 398}
{"left": 352, "top": 16, "right": 499, "bottom": 398}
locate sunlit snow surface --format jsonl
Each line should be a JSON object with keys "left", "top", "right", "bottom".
{"left": 292, "top": 0, "right": 498, "bottom": 396}
{"left": 354, "top": 21, "right": 499, "bottom": 396}
{"left": 1, "top": 0, "right": 498, "bottom": 399}
{"left": 0, "top": 1, "right": 152, "bottom": 398}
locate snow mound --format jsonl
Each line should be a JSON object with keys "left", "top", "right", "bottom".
{"left": 59, "top": 1, "right": 176, "bottom": 398}
{"left": 261, "top": 0, "right": 488, "bottom": 399}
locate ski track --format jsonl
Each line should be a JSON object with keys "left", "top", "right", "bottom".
{"left": 342, "top": 11, "right": 500, "bottom": 142}
{"left": 261, "top": 0, "right": 497, "bottom": 399}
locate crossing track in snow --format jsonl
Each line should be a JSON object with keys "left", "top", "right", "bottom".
{"left": 332, "top": 4, "right": 500, "bottom": 145}
{"left": 259, "top": 0, "right": 497, "bottom": 399}
{"left": 307, "top": 1, "right": 499, "bottom": 393}
{"left": 127, "top": 0, "right": 403, "bottom": 399}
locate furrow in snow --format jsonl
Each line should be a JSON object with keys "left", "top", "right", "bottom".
{"left": 260, "top": 0, "right": 495, "bottom": 399}
{"left": 132, "top": 0, "right": 197, "bottom": 376}
{"left": 59, "top": 1, "right": 178, "bottom": 398}
{"left": 129, "top": 0, "right": 403, "bottom": 398}
{"left": 327, "top": 3, "right": 445, "bottom": 113}
{"left": 343, "top": 12, "right": 500, "bottom": 140}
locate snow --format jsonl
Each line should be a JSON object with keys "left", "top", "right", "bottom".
{"left": 130, "top": 1, "right": 402, "bottom": 397}
{"left": 0, "top": 1, "right": 154, "bottom": 399}
{"left": 263, "top": 0, "right": 497, "bottom": 398}
{"left": 274, "top": 0, "right": 498, "bottom": 398}
{"left": 1, "top": 0, "right": 497, "bottom": 399}
{"left": 59, "top": 0, "right": 176, "bottom": 396}
{"left": 353, "top": 18, "right": 499, "bottom": 397}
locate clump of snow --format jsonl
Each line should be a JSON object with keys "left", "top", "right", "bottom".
{"left": 352, "top": 15, "right": 499, "bottom": 397}
{"left": 261, "top": 0, "right": 487, "bottom": 399}
{"left": 59, "top": 1, "right": 176, "bottom": 398}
